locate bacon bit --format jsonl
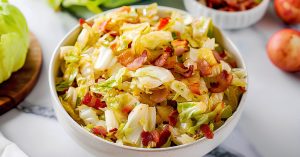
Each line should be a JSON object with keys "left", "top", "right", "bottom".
{"left": 109, "top": 128, "right": 118, "bottom": 133}
{"left": 200, "top": 124, "right": 214, "bottom": 139}
{"left": 121, "top": 104, "right": 134, "bottom": 115}
{"left": 171, "top": 40, "right": 190, "bottom": 56}
{"left": 128, "top": 42, "right": 132, "bottom": 48}
{"left": 213, "top": 51, "right": 223, "bottom": 63}
{"left": 158, "top": 17, "right": 170, "bottom": 30}
{"left": 163, "top": 56, "right": 177, "bottom": 69}
{"left": 209, "top": 70, "right": 233, "bottom": 93}
{"left": 149, "top": 87, "right": 170, "bottom": 103}
{"left": 239, "top": 87, "right": 247, "bottom": 93}
{"left": 141, "top": 130, "right": 160, "bottom": 146}
{"left": 156, "top": 125, "right": 171, "bottom": 148}
{"left": 228, "top": 60, "right": 238, "bottom": 68}
{"left": 141, "top": 126, "right": 170, "bottom": 147}
{"left": 92, "top": 126, "right": 108, "bottom": 137}
{"left": 117, "top": 49, "right": 135, "bottom": 66}
{"left": 198, "top": 60, "right": 212, "bottom": 77}
{"left": 126, "top": 50, "right": 148, "bottom": 71}
{"left": 168, "top": 100, "right": 178, "bottom": 109}
{"left": 99, "top": 19, "right": 111, "bottom": 32}
{"left": 154, "top": 53, "right": 170, "bottom": 67}
{"left": 82, "top": 92, "right": 106, "bottom": 109}
{"left": 108, "top": 31, "right": 119, "bottom": 37}
{"left": 94, "top": 99, "right": 107, "bottom": 109}
{"left": 189, "top": 83, "right": 201, "bottom": 95}
{"left": 168, "top": 110, "right": 179, "bottom": 126}
{"left": 174, "top": 64, "right": 194, "bottom": 78}
{"left": 82, "top": 92, "right": 92, "bottom": 105}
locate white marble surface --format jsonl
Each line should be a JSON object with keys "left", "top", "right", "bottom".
{"left": 1, "top": 0, "right": 300, "bottom": 157}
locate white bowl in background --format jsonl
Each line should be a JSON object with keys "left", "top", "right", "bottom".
{"left": 49, "top": 6, "right": 248, "bottom": 157}
{"left": 184, "top": 0, "right": 270, "bottom": 29}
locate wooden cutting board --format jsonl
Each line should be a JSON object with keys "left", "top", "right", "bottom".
{"left": 0, "top": 33, "right": 42, "bottom": 115}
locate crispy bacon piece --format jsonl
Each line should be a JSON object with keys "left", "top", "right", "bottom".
{"left": 154, "top": 53, "right": 170, "bottom": 67}
{"left": 174, "top": 64, "right": 194, "bottom": 78}
{"left": 141, "top": 125, "right": 171, "bottom": 148}
{"left": 198, "top": 60, "right": 212, "bottom": 77}
{"left": 117, "top": 49, "right": 135, "bottom": 66}
{"left": 126, "top": 50, "right": 148, "bottom": 71}
{"left": 168, "top": 110, "right": 179, "bottom": 127}
{"left": 204, "top": 0, "right": 259, "bottom": 12}
{"left": 189, "top": 83, "right": 201, "bottom": 95}
{"left": 200, "top": 124, "right": 214, "bottom": 139}
{"left": 141, "top": 130, "right": 160, "bottom": 146}
{"left": 209, "top": 70, "right": 233, "bottom": 93}
{"left": 156, "top": 125, "right": 171, "bottom": 148}
{"left": 163, "top": 56, "right": 177, "bottom": 69}
{"left": 109, "top": 128, "right": 118, "bottom": 133}
{"left": 91, "top": 126, "right": 108, "bottom": 137}
{"left": 171, "top": 40, "right": 190, "bottom": 56}
{"left": 82, "top": 92, "right": 106, "bottom": 109}
{"left": 149, "top": 87, "right": 170, "bottom": 103}
{"left": 154, "top": 46, "right": 173, "bottom": 67}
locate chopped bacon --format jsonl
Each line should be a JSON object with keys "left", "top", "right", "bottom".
{"left": 149, "top": 87, "right": 170, "bottom": 103}
{"left": 162, "top": 56, "right": 177, "bottom": 69}
{"left": 213, "top": 51, "right": 223, "bottom": 63}
{"left": 82, "top": 92, "right": 106, "bottom": 109}
{"left": 91, "top": 126, "right": 108, "bottom": 137}
{"left": 126, "top": 50, "right": 148, "bottom": 71}
{"left": 141, "top": 125, "right": 171, "bottom": 148}
{"left": 228, "top": 60, "right": 238, "bottom": 68}
{"left": 82, "top": 92, "right": 92, "bottom": 105}
{"left": 109, "top": 128, "right": 118, "bottom": 133}
{"left": 141, "top": 130, "right": 160, "bottom": 146}
{"left": 117, "top": 49, "right": 135, "bottom": 66}
{"left": 171, "top": 40, "right": 190, "bottom": 56}
{"left": 209, "top": 70, "right": 233, "bottom": 93}
{"left": 239, "top": 87, "right": 246, "bottom": 93}
{"left": 168, "top": 110, "right": 179, "bottom": 126}
{"left": 154, "top": 53, "right": 170, "bottom": 67}
{"left": 189, "top": 83, "right": 201, "bottom": 95}
{"left": 156, "top": 125, "right": 171, "bottom": 148}
{"left": 200, "top": 124, "right": 214, "bottom": 139}
{"left": 94, "top": 99, "right": 107, "bottom": 109}
{"left": 154, "top": 46, "right": 173, "bottom": 67}
{"left": 158, "top": 17, "right": 170, "bottom": 30}
{"left": 198, "top": 60, "right": 212, "bottom": 77}
{"left": 205, "top": 0, "right": 259, "bottom": 12}
{"left": 121, "top": 104, "right": 134, "bottom": 115}
{"left": 174, "top": 64, "right": 194, "bottom": 78}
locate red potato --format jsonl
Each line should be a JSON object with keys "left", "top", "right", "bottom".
{"left": 274, "top": 0, "right": 300, "bottom": 24}
{"left": 267, "top": 29, "right": 300, "bottom": 72}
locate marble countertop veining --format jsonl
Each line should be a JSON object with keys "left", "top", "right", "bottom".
{"left": 1, "top": 0, "right": 300, "bottom": 157}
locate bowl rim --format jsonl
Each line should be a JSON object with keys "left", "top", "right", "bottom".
{"left": 186, "top": 0, "right": 270, "bottom": 15}
{"left": 49, "top": 5, "right": 248, "bottom": 152}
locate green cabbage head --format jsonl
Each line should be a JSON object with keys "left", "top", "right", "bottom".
{"left": 0, "top": 0, "right": 29, "bottom": 83}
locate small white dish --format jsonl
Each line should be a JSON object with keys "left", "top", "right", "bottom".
{"left": 49, "top": 6, "right": 248, "bottom": 157}
{"left": 184, "top": 0, "right": 270, "bottom": 29}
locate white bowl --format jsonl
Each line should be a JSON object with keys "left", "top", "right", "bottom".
{"left": 49, "top": 6, "right": 248, "bottom": 157}
{"left": 184, "top": 0, "right": 270, "bottom": 29}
